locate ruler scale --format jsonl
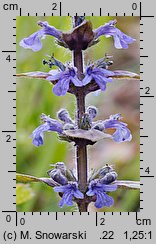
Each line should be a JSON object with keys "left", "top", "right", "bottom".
{"left": 0, "top": 0, "right": 155, "bottom": 243}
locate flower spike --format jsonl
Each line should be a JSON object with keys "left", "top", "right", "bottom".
{"left": 17, "top": 17, "right": 140, "bottom": 211}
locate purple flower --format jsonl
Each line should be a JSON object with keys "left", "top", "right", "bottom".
{"left": 47, "top": 66, "right": 83, "bottom": 96}
{"left": 54, "top": 182, "right": 84, "bottom": 207}
{"left": 19, "top": 21, "right": 63, "bottom": 52}
{"left": 94, "top": 20, "right": 135, "bottom": 49}
{"left": 82, "top": 65, "right": 115, "bottom": 91}
{"left": 31, "top": 114, "right": 63, "bottom": 147}
{"left": 103, "top": 114, "right": 132, "bottom": 142}
{"left": 86, "top": 180, "right": 117, "bottom": 208}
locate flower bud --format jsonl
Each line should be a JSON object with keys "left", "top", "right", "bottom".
{"left": 99, "top": 164, "right": 114, "bottom": 177}
{"left": 100, "top": 171, "right": 118, "bottom": 184}
{"left": 95, "top": 57, "right": 113, "bottom": 69}
{"left": 72, "top": 16, "right": 85, "bottom": 28}
{"left": 57, "top": 109, "right": 73, "bottom": 123}
{"left": 86, "top": 106, "right": 98, "bottom": 120}
{"left": 50, "top": 162, "right": 66, "bottom": 173}
{"left": 48, "top": 164, "right": 68, "bottom": 185}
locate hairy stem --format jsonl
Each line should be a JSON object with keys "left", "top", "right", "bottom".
{"left": 75, "top": 68, "right": 88, "bottom": 212}
{"left": 77, "top": 201, "right": 89, "bottom": 212}
{"left": 73, "top": 49, "right": 88, "bottom": 212}
{"left": 73, "top": 50, "right": 84, "bottom": 80}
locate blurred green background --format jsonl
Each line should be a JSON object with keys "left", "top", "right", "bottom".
{"left": 16, "top": 16, "right": 140, "bottom": 212}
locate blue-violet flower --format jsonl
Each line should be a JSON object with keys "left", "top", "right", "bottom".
{"left": 103, "top": 114, "right": 132, "bottom": 142}
{"left": 94, "top": 20, "right": 135, "bottom": 49}
{"left": 92, "top": 113, "right": 132, "bottom": 143}
{"left": 54, "top": 182, "right": 84, "bottom": 207}
{"left": 57, "top": 108, "right": 74, "bottom": 124}
{"left": 47, "top": 66, "right": 82, "bottom": 96}
{"left": 19, "top": 21, "right": 63, "bottom": 52}
{"left": 82, "top": 65, "right": 115, "bottom": 91}
{"left": 86, "top": 179, "right": 117, "bottom": 208}
{"left": 31, "top": 114, "right": 63, "bottom": 147}
{"left": 86, "top": 106, "right": 98, "bottom": 120}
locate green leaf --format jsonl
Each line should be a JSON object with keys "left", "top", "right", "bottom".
{"left": 16, "top": 70, "right": 140, "bottom": 81}
{"left": 115, "top": 180, "right": 140, "bottom": 190}
{"left": 16, "top": 71, "right": 49, "bottom": 79}
{"left": 16, "top": 183, "right": 35, "bottom": 205}
{"left": 16, "top": 173, "right": 60, "bottom": 187}
{"left": 17, "top": 173, "right": 43, "bottom": 183}
{"left": 110, "top": 70, "right": 140, "bottom": 80}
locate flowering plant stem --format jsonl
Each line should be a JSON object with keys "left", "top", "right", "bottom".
{"left": 74, "top": 54, "right": 88, "bottom": 211}
{"left": 73, "top": 34, "right": 88, "bottom": 211}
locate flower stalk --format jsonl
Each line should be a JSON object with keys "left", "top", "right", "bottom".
{"left": 72, "top": 17, "right": 88, "bottom": 211}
